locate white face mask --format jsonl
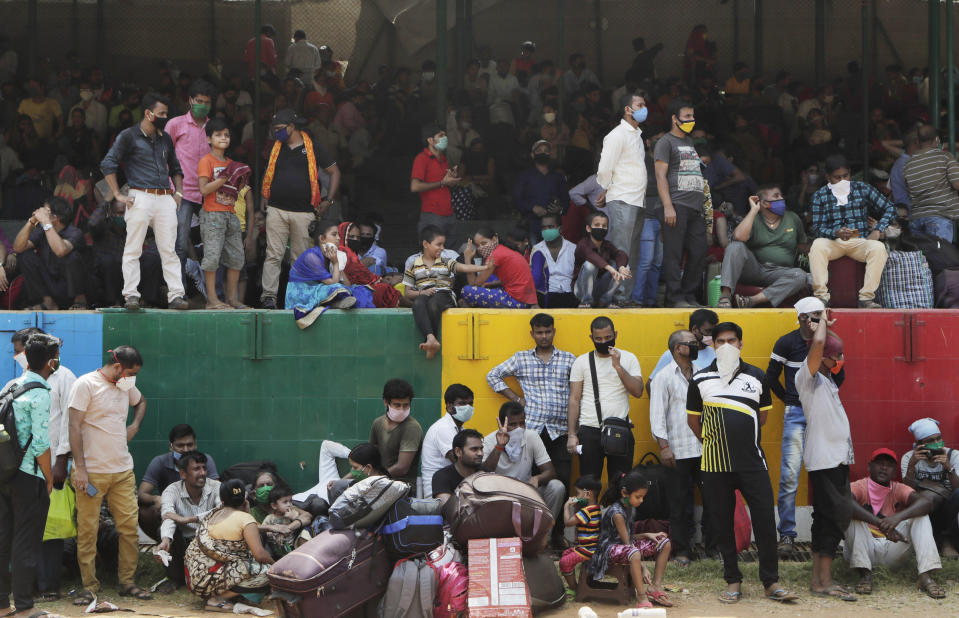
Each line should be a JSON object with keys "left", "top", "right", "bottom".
{"left": 543, "top": 112, "right": 556, "bottom": 124}
{"left": 451, "top": 404, "right": 474, "bottom": 423}
{"left": 505, "top": 426, "right": 525, "bottom": 460}
{"left": 828, "top": 179, "right": 851, "bottom": 205}
{"left": 116, "top": 375, "right": 136, "bottom": 392}
{"left": 13, "top": 352, "right": 27, "bottom": 370}
{"left": 715, "top": 344, "right": 741, "bottom": 384}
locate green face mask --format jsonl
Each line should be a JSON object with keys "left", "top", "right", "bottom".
{"left": 192, "top": 103, "right": 211, "bottom": 119}
{"left": 924, "top": 440, "right": 945, "bottom": 451}
{"left": 541, "top": 228, "right": 560, "bottom": 242}
{"left": 350, "top": 468, "right": 369, "bottom": 481}
{"left": 255, "top": 484, "right": 273, "bottom": 504}
{"left": 574, "top": 497, "right": 589, "bottom": 508}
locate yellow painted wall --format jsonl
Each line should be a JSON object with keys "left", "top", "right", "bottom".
{"left": 441, "top": 308, "right": 810, "bottom": 505}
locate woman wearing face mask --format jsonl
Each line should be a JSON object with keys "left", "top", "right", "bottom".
{"left": 460, "top": 228, "right": 539, "bottom": 309}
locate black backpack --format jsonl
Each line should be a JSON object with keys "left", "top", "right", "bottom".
{"left": 0, "top": 382, "right": 48, "bottom": 484}
{"left": 900, "top": 232, "right": 959, "bottom": 275}
{"left": 631, "top": 452, "right": 671, "bottom": 522}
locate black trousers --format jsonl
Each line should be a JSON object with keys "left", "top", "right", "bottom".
{"left": 166, "top": 530, "right": 188, "bottom": 584}
{"left": 701, "top": 469, "right": 778, "bottom": 587}
{"left": 0, "top": 471, "right": 50, "bottom": 612}
{"left": 928, "top": 487, "right": 959, "bottom": 546}
{"left": 656, "top": 205, "right": 707, "bottom": 304}
{"left": 18, "top": 249, "right": 86, "bottom": 307}
{"left": 538, "top": 291, "right": 579, "bottom": 309}
{"left": 95, "top": 248, "right": 163, "bottom": 306}
{"left": 578, "top": 426, "right": 634, "bottom": 488}
{"left": 667, "top": 457, "right": 705, "bottom": 557}
{"left": 412, "top": 291, "right": 456, "bottom": 340}
{"left": 808, "top": 465, "right": 851, "bottom": 556}
{"left": 37, "top": 539, "right": 64, "bottom": 594}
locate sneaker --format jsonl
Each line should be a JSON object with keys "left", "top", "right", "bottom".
{"left": 123, "top": 296, "right": 141, "bottom": 311}
{"left": 858, "top": 299, "right": 882, "bottom": 309}
{"left": 778, "top": 536, "right": 797, "bottom": 557}
{"left": 261, "top": 297, "right": 277, "bottom": 310}
{"left": 331, "top": 295, "right": 357, "bottom": 309}
{"left": 168, "top": 297, "right": 190, "bottom": 310}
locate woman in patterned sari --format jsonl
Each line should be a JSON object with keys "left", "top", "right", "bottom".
{"left": 185, "top": 479, "right": 275, "bottom": 613}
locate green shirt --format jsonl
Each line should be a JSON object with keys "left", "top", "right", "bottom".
{"left": 369, "top": 414, "right": 423, "bottom": 484}
{"left": 11, "top": 371, "right": 51, "bottom": 479}
{"left": 747, "top": 210, "right": 806, "bottom": 267}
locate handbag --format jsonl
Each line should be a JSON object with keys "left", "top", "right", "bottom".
{"left": 588, "top": 352, "right": 633, "bottom": 457}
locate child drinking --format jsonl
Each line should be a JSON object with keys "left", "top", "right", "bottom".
{"left": 589, "top": 470, "right": 674, "bottom": 609}
{"left": 285, "top": 220, "right": 357, "bottom": 328}
{"left": 260, "top": 485, "right": 313, "bottom": 558}
{"left": 560, "top": 475, "right": 602, "bottom": 589}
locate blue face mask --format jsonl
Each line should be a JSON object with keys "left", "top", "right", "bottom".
{"left": 434, "top": 136, "right": 448, "bottom": 151}
{"left": 172, "top": 451, "right": 182, "bottom": 461}
{"left": 768, "top": 199, "right": 787, "bottom": 216}
{"left": 274, "top": 127, "right": 290, "bottom": 143}
{"left": 631, "top": 107, "right": 648, "bottom": 123}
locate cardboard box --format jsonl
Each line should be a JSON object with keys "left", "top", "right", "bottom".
{"left": 467, "top": 537, "right": 532, "bottom": 617}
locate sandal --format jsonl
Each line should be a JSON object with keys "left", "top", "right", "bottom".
{"left": 766, "top": 588, "right": 799, "bottom": 602}
{"left": 204, "top": 301, "right": 232, "bottom": 310}
{"left": 734, "top": 293, "right": 753, "bottom": 308}
{"left": 810, "top": 585, "right": 857, "bottom": 601}
{"left": 671, "top": 555, "right": 691, "bottom": 568}
{"left": 646, "top": 589, "right": 673, "bottom": 607}
{"left": 73, "top": 590, "right": 95, "bottom": 606}
{"left": 36, "top": 591, "right": 61, "bottom": 602}
{"left": 717, "top": 296, "right": 732, "bottom": 308}
{"left": 119, "top": 585, "right": 152, "bottom": 600}
{"left": 718, "top": 590, "right": 741, "bottom": 604}
{"left": 228, "top": 301, "right": 249, "bottom": 309}
{"left": 918, "top": 577, "right": 947, "bottom": 599}
{"left": 635, "top": 599, "right": 654, "bottom": 609}
{"left": 855, "top": 578, "right": 872, "bottom": 594}
{"left": 205, "top": 600, "right": 235, "bottom": 613}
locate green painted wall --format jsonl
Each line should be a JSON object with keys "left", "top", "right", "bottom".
{"left": 101, "top": 309, "right": 442, "bottom": 490}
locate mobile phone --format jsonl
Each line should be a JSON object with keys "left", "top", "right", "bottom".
{"left": 86, "top": 482, "right": 98, "bottom": 498}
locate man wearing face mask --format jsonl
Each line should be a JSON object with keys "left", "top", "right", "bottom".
{"left": 766, "top": 297, "right": 845, "bottom": 557}
{"left": 483, "top": 402, "right": 566, "bottom": 530}
{"left": 69, "top": 345, "right": 151, "bottom": 604}
{"left": 687, "top": 322, "right": 797, "bottom": 604}
{"left": 100, "top": 92, "right": 189, "bottom": 312}
{"left": 411, "top": 124, "right": 459, "bottom": 243}
{"left": 808, "top": 154, "right": 894, "bottom": 308}
{"left": 0, "top": 334, "right": 60, "bottom": 618}
{"left": 903, "top": 124, "right": 959, "bottom": 242}
{"left": 512, "top": 140, "right": 569, "bottom": 239}
{"left": 901, "top": 417, "right": 959, "bottom": 559}
{"left": 574, "top": 211, "right": 631, "bottom": 308}
{"left": 259, "top": 108, "right": 339, "bottom": 310}
{"left": 568, "top": 316, "right": 644, "bottom": 485}
{"left": 654, "top": 99, "right": 708, "bottom": 308}
{"left": 420, "top": 384, "right": 475, "bottom": 498}
{"left": 69, "top": 80, "right": 108, "bottom": 140}
{"left": 717, "top": 185, "right": 811, "bottom": 308}
{"left": 369, "top": 378, "right": 423, "bottom": 485}
{"left": 649, "top": 308, "right": 717, "bottom": 380}
{"left": 649, "top": 330, "right": 706, "bottom": 566}
{"left": 165, "top": 79, "right": 216, "bottom": 268}
{"left": 596, "top": 92, "right": 650, "bottom": 305}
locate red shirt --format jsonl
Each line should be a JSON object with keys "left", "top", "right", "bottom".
{"left": 411, "top": 148, "right": 452, "bottom": 216}
{"left": 244, "top": 35, "right": 277, "bottom": 77}
{"left": 491, "top": 244, "right": 538, "bottom": 305}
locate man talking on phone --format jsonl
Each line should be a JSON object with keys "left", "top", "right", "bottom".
{"left": 68, "top": 346, "right": 150, "bottom": 605}
{"left": 901, "top": 417, "right": 959, "bottom": 560}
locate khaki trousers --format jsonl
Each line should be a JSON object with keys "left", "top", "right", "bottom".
{"left": 809, "top": 237, "right": 888, "bottom": 302}
{"left": 73, "top": 469, "right": 139, "bottom": 592}
{"left": 261, "top": 206, "right": 315, "bottom": 300}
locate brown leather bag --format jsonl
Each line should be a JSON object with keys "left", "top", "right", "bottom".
{"left": 442, "top": 472, "right": 553, "bottom": 556}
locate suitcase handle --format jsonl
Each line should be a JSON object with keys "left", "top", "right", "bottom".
{"left": 511, "top": 501, "right": 543, "bottom": 543}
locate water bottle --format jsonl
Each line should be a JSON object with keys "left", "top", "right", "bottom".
{"left": 0, "top": 424, "right": 9, "bottom": 443}
{"left": 577, "top": 608, "right": 599, "bottom": 618}
{"left": 617, "top": 609, "right": 667, "bottom": 617}
{"left": 707, "top": 274, "right": 722, "bottom": 307}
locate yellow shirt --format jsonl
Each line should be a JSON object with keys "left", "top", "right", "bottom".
{"left": 208, "top": 509, "right": 256, "bottom": 541}
{"left": 18, "top": 98, "right": 63, "bottom": 139}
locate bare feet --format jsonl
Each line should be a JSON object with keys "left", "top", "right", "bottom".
{"left": 419, "top": 335, "right": 441, "bottom": 359}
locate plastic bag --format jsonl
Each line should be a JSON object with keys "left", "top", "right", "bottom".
{"left": 43, "top": 482, "right": 77, "bottom": 541}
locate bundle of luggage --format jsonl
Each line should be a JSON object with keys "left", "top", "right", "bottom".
{"left": 267, "top": 472, "right": 566, "bottom": 617}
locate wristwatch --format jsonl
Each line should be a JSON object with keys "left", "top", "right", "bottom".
{"left": 42, "top": 223, "right": 53, "bottom": 231}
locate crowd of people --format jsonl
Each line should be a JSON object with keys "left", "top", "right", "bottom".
{"left": 1, "top": 303, "right": 957, "bottom": 614}
{"left": 0, "top": 24, "right": 956, "bottom": 331}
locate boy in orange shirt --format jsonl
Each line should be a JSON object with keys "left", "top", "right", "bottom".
{"left": 197, "top": 118, "right": 246, "bottom": 309}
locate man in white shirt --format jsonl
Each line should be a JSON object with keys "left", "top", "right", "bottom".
{"left": 483, "top": 403, "right": 566, "bottom": 533}
{"left": 901, "top": 417, "right": 959, "bottom": 559}
{"left": 567, "top": 316, "right": 644, "bottom": 485}
{"left": 420, "top": 384, "right": 474, "bottom": 497}
{"left": 487, "top": 59, "right": 520, "bottom": 126}
{"left": 70, "top": 80, "right": 108, "bottom": 139}
{"left": 286, "top": 30, "right": 320, "bottom": 77}
{"left": 597, "top": 91, "right": 649, "bottom": 304}
{"left": 649, "top": 329, "right": 703, "bottom": 565}
{"left": 530, "top": 214, "right": 578, "bottom": 308}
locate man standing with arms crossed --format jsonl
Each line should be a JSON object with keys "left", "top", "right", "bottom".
{"left": 100, "top": 93, "right": 188, "bottom": 311}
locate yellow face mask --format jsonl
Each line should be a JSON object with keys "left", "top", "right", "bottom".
{"left": 677, "top": 120, "right": 696, "bottom": 134}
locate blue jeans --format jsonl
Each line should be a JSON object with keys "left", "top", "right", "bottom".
{"left": 777, "top": 405, "right": 805, "bottom": 539}
{"left": 911, "top": 215, "right": 954, "bottom": 243}
{"left": 631, "top": 216, "right": 663, "bottom": 304}
{"left": 575, "top": 262, "right": 620, "bottom": 307}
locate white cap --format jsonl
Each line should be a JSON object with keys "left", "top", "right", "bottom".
{"left": 794, "top": 296, "right": 825, "bottom": 316}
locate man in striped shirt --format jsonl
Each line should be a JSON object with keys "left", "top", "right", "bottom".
{"left": 903, "top": 124, "right": 959, "bottom": 243}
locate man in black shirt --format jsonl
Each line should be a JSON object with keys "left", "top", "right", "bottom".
{"left": 432, "top": 428, "right": 483, "bottom": 506}
{"left": 766, "top": 296, "right": 845, "bottom": 556}
{"left": 259, "top": 109, "right": 340, "bottom": 309}
{"left": 13, "top": 196, "right": 87, "bottom": 309}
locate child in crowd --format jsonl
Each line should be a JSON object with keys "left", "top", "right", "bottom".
{"left": 560, "top": 475, "right": 603, "bottom": 589}
{"left": 574, "top": 211, "right": 632, "bottom": 308}
{"left": 285, "top": 220, "right": 357, "bottom": 329}
{"left": 197, "top": 117, "right": 248, "bottom": 309}
{"left": 460, "top": 228, "right": 539, "bottom": 309}
{"left": 589, "top": 470, "right": 674, "bottom": 609}
{"left": 260, "top": 486, "right": 313, "bottom": 559}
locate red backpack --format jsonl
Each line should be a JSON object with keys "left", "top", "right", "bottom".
{"left": 433, "top": 561, "right": 467, "bottom": 618}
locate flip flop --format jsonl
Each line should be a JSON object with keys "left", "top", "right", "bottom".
{"left": 717, "top": 296, "right": 732, "bottom": 308}
{"left": 118, "top": 585, "right": 152, "bottom": 600}
{"left": 810, "top": 585, "right": 856, "bottom": 601}
{"left": 766, "top": 588, "right": 799, "bottom": 602}
{"left": 646, "top": 589, "right": 673, "bottom": 607}
{"left": 72, "top": 590, "right": 95, "bottom": 606}
{"left": 719, "top": 590, "right": 741, "bottom": 604}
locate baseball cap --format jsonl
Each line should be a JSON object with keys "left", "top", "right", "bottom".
{"left": 271, "top": 108, "right": 305, "bottom": 127}
{"left": 794, "top": 296, "right": 825, "bottom": 316}
{"left": 870, "top": 447, "right": 898, "bottom": 464}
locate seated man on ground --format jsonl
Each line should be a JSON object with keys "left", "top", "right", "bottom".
{"left": 421, "top": 384, "right": 475, "bottom": 498}
{"left": 531, "top": 213, "right": 579, "bottom": 308}
{"left": 808, "top": 154, "right": 895, "bottom": 308}
{"left": 482, "top": 402, "right": 566, "bottom": 544}
{"left": 846, "top": 448, "right": 946, "bottom": 599}
{"left": 901, "top": 417, "right": 959, "bottom": 559}
{"left": 12, "top": 197, "right": 87, "bottom": 310}
{"left": 139, "top": 424, "right": 220, "bottom": 540}
{"left": 574, "top": 211, "right": 631, "bottom": 308}
{"left": 433, "top": 429, "right": 484, "bottom": 506}
{"left": 154, "top": 451, "right": 221, "bottom": 592}
{"left": 259, "top": 485, "right": 313, "bottom": 558}
{"left": 370, "top": 378, "right": 424, "bottom": 485}
{"left": 719, "top": 185, "right": 811, "bottom": 308}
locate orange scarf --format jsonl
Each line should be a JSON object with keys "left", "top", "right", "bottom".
{"left": 261, "top": 131, "right": 321, "bottom": 208}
